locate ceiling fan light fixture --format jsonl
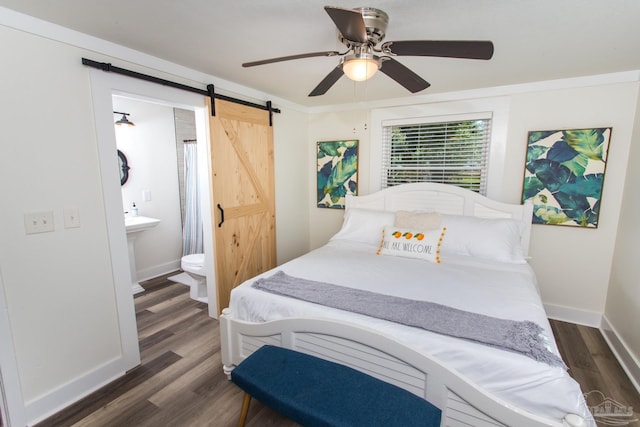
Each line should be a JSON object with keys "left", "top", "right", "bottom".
{"left": 342, "top": 53, "right": 380, "bottom": 82}
{"left": 244, "top": 6, "right": 494, "bottom": 97}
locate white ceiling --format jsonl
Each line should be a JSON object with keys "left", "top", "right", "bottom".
{"left": 2, "top": 0, "right": 640, "bottom": 107}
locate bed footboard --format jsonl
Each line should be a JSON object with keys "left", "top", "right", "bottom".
{"left": 220, "top": 308, "right": 587, "bottom": 427}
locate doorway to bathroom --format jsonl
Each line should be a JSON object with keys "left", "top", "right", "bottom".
{"left": 113, "top": 96, "right": 206, "bottom": 299}
{"left": 90, "top": 69, "right": 216, "bottom": 372}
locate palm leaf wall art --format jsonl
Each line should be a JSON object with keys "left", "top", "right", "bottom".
{"left": 521, "top": 128, "right": 611, "bottom": 227}
{"left": 317, "top": 140, "right": 358, "bottom": 209}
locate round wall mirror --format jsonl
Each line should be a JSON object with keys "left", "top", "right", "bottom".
{"left": 118, "top": 149, "right": 130, "bottom": 185}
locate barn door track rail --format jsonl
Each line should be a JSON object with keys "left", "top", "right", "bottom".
{"left": 82, "top": 58, "right": 280, "bottom": 125}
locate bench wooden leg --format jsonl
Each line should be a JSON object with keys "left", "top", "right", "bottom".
{"left": 238, "top": 392, "right": 252, "bottom": 427}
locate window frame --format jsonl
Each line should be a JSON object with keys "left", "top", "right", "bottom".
{"left": 370, "top": 97, "right": 510, "bottom": 200}
{"left": 381, "top": 112, "right": 493, "bottom": 194}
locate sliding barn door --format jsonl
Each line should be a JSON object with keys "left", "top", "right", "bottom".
{"left": 208, "top": 98, "right": 276, "bottom": 314}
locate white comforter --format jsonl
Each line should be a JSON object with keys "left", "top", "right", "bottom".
{"left": 229, "top": 240, "right": 593, "bottom": 424}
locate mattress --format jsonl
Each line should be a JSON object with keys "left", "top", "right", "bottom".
{"left": 229, "top": 239, "right": 593, "bottom": 424}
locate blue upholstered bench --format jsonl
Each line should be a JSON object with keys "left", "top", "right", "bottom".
{"left": 231, "top": 345, "right": 441, "bottom": 427}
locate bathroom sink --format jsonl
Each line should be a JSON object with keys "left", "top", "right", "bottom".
{"left": 125, "top": 216, "right": 160, "bottom": 233}
{"left": 124, "top": 216, "right": 161, "bottom": 295}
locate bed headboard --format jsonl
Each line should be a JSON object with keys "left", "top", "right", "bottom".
{"left": 346, "top": 183, "right": 534, "bottom": 256}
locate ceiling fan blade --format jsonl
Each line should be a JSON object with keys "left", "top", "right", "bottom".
{"left": 382, "top": 40, "right": 494, "bottom": 60}
{"left": 243, "top": 51, "right": 340, "bottom": 67}
{"left": 308, "top": 66, "right": 344, "bottom": 97}
{"left": 380, "top": 58, "right": 430, "bottom": 93}
{"left": 324, "top": 6, "right": 368, "bottom": 44}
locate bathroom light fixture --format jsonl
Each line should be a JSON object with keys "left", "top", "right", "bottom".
{"left": 341, "top": 52, "right": 380, "bottom": 82}
{"left": 114, "top": 111, "right": 135, "bottom": 127}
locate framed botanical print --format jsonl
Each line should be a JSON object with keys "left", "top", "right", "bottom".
{"left": 317, "top": 140, "right": 358, "bottom": 209}
{"left": 521, "top": 128, "right": 611, "bottom": 227}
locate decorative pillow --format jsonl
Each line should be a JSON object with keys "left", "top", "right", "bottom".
{"left": 330, "top": 208, "right": 395, "bottom": 246}
{"left": 377, "top": 226, "right": 446, "bottom": 263}
{"left": 440, "top": 214, "right": 526, "bottom": 263}
{"left": 394, "top": 211, "right": 442, "bottom": 230}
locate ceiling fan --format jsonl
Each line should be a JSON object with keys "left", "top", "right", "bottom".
{"left": 242, "top": 6, "right": 494, "bottom": 97}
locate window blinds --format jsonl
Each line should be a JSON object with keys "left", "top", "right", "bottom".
{"left": 381, "top": 116, "right": 492, "bottom": 194}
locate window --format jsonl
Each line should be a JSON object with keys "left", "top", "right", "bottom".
{"left": 381, "top": 115, "right": 492, "bottom": 194}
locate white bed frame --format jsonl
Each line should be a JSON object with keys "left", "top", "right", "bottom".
{"left": 220, "top": 183, "right": 586, "bottom": 427}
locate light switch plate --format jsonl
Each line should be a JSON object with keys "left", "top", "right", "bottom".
{"left": 64, "top": 207, "right": 80, "bottom": 228}
{"left": 24, "top": 211, "right": 55, "bottom": 234}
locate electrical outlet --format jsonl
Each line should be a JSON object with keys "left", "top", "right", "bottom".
{"left": 64, "top": 207, "right": 80, "bottom": 229}
{"left": 24, "top": 211, "right": 55, "bottom": 234}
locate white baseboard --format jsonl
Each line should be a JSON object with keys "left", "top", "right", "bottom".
{"left": 543, "top": 303, "right": 602, "bottom": 327}
{"left": 600, "top": 316, "right": 640, "bottom": 395}
{"left": 136, "top": 260, "right": 181, "bottom": 282}
{"left": 25, "top": 357, "right": 129, "bottom": 426}
{"left": 23, "top": 261, "right": 180, "bottom": 425}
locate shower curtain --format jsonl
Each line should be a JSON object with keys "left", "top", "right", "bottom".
{"left": 183, "top": 142, "right": 203, "bottom": 255}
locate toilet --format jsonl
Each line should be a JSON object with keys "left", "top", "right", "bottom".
{"left": 180, "top": 253, "right": 208, "bottom": 303}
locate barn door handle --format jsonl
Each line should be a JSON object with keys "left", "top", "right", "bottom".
{"left": 217, "top": 204, "right": 224, "bottom": 228}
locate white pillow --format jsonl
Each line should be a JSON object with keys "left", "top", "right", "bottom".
{"left": 377, "top": 226, "right": 446, "bottom": 263}
{"left": 330, "top": 208, "right": 395, "bottom": 246}
{"left": 440, "top": 214, "right": 526, "bottom": 263}
{"left": 394, "top": 211, "right": 442, "bottom": 230}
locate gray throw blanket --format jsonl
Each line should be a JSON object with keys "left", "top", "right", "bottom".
{"left": 252, "top": 271, "right": 566, "bottom": 368}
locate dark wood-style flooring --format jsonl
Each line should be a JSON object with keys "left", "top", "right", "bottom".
{"left": 36, "top": 272, "right": 639, "bottom": 427}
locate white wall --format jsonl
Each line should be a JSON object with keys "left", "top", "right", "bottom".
{"left": 507, "top": 84, "right": 638, "bottom": 318}
{"left": 0, "top": 24, "right": 124, "bottom": 418}
{"left": 114, "top": 97, "right": 183, "bottom": 279}
{"left": 308, "top": 109, "right": 371, "bottom": 248}
{"left": 0, "top": 17, "right": 310, "bottom": 425}
{"left": 273, "top": 107, "right": 312, "bottom": 264}
{"left": 605, "top": 84, "right": 640, "bottom": 387}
